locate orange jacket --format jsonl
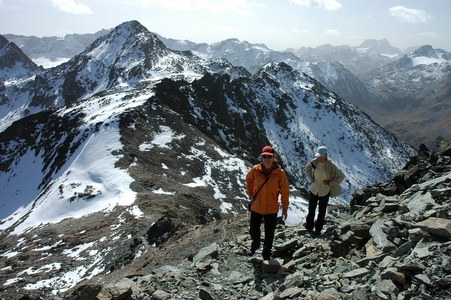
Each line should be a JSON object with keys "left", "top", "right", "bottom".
{"left": 246, "top": 164, "right": 290, "bottom": 215}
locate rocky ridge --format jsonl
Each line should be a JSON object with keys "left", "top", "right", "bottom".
{"left": 48, "top": 145, "right": 451, "bottom": 300}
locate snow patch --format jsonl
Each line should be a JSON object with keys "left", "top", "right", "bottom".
{"left": 412, "top": 56, "right": 446, "bottom": 66}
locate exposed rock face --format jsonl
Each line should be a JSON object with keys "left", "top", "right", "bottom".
{"left": 43, "top": 146, "right": 449, "bottom": 300}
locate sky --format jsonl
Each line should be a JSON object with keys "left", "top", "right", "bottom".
{"left": 1, "top": 0, "right": 451, "bottom": 51}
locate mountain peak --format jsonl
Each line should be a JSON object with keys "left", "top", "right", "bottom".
{"left": 359, "top": 38, "right": 390, "bottom": 47}
{"left": 212, "top": 38, "right": 270, "bottom": 51}
{"left": 411, "top": 45, "right": 442, "bottom": 58}
{"left": 36, "top": 20, "right": 174, "bottom": 106}
{"left": 408, "top": 45, "right": 451, "bottom": 64}
{"left": 0, "top": 34, "right": 41, "bottom": 81}
{"left": 357, "top": 39, "right": 400, "bottom": 55}
{"left": 98, "top": 20, "right": 168, "bottom": 54}
{"left": 110, "top": 20, "right": 150, "bottom": 38}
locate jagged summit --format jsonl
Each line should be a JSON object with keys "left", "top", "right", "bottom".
{"left": 85, "top": 20, "right": 171, "bottom": 65}
{"left": 383, "top": 45, "right": 451, "bottom": 71}
{"left": 411, "top": 45, "right": 438, "bottom": 57}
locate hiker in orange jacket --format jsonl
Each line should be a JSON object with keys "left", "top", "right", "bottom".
{"left": 246, "top": 145, "right": 290, "bottom": 260}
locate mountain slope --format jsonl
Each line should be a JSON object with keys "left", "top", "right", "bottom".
{"left": 1, "top": 20, "right": 415, "bottom": 226}
{"left": 0, "top": 20, "right": 415, "bottom": 227}
{"left": 0, "top": 21, "right": 249, "bottom": 223}
{"left": 361, "top": 45, "right": 451, "bottom": 148}
{"left": 306, "top": 61, "right": 372, "bottom": 109}
{"left": 154, "top": 63, "right": 414, "bottom": 193}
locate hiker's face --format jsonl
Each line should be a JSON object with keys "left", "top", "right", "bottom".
{"left": 262, "top": 155, "right": 274, "bottom": 168}
{"left": 317, "top": 156, "right": 327, "bottom": 163}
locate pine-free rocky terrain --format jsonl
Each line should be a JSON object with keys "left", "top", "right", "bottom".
{"left": 1, "top": 144, "right": 449, "bottom": 300}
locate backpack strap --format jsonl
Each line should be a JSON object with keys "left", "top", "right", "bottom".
{"left": 248, "top": 175, "right": 271, "bottom": 210}
{"left": 252, "top": 175, "right": 270, "bottom": 200}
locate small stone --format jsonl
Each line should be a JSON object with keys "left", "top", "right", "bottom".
{"left": 343, "top": 268, "right": 369, "bottom": 279}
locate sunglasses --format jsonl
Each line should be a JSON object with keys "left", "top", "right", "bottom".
{"left": 262, "top": 155, "right": 273, "bottom": 159}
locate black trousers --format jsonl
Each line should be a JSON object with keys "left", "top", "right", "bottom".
{"left": 249, "top": 211, "right": 277, "bottom": 259}
{"left": 305, "top": 192, "right": 330, "bottom": 232}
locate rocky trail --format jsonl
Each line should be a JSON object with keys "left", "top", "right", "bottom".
{"left": 57, "top": 145, "right": 451, "bottom": 300}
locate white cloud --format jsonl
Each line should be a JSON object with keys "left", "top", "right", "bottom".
{"left": 389, "top": 6, "right": 431, "bottom": 23}
{"left": 134, "top": 0, "right": 253, "bottom": 16}
{"left": 51, "top": 0, "right": 92, "bottom": 15}
{"left": 325, "top": 29, "right": 340, "bottom": 36}
{"left": 291, "top": 29, "right": 312, "bottom": 36}
{"left": 288, "top": 0, "right": 342, "bottom": 11}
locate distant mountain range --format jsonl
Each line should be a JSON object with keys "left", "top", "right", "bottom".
{"left": 5, "top": 29, "right": 449, "bottom": 149}
{"left": 287, "top": 38, "right": 403, "bottom": 75}
{"left": 157, "top": 36, "right": 451, "bottom": 150}
{"left": 3, "top": 30, "right": 110, "bottom": 68}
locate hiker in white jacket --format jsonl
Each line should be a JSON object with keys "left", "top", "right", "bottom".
{"left": 305, "top": 146, "right": 344, "bottom": 235}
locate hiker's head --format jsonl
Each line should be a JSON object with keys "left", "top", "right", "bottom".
{"left": 260, "top": 145, "right": 275, "bottom": 168}
{"left": 315, "top": 146, "right": 328, "bottom": 162}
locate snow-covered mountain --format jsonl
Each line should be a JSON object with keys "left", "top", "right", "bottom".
{"left": 0, "top": 20, "right": 249, "bottom": 219}
{"left": 0, "top": 20, "right": 415, "bottom": 296}
{"left": 305, "top": 61, "right": 372, "bottom": 109}
{"left": 360, "top": 45, "right": 451, "bottom": 148}
{"left": 6, "top": 30, "right": 449, "bottom": 149}
{"left": 0, "top": 19, "right": 414, "bottom": 224}
{"left": 159, "top": 35, "right": 372, "bottom": 112}
{"left": 363, "top": 45, "right": 451, "bottom": 99}
{"left": 1, "top": 32, "right": 393, "bottom": 139}
{"left": 0, "top": 22, "right": 247, "bottom": 131}
{"left": 4, "top": 30, "right": 424, "bottom": 147}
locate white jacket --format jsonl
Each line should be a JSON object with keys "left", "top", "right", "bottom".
{"left": 305, "top": 159, "right": 345, "bottom": 197}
